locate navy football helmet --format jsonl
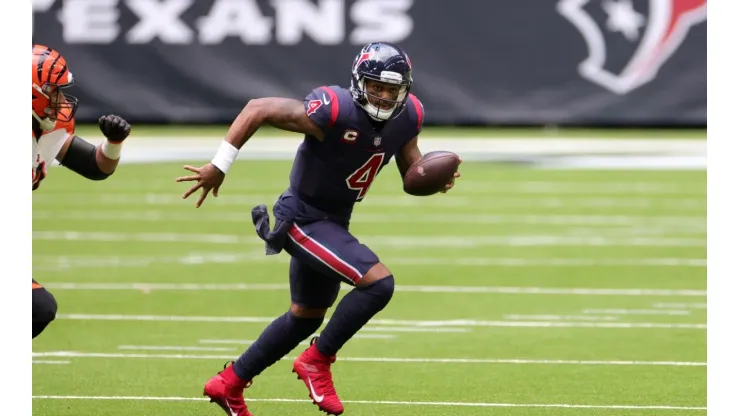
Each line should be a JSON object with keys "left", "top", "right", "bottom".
{"left": 350, "top": 42, "right": 413, "bottom": 121}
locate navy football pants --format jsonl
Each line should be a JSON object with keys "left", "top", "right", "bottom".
{"left": 283, "top": 220, "right": 380, "bottom": 309}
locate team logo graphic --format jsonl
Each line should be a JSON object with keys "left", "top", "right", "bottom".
{"left": 373, "top": 136, "right": 382, "bottom": 147}
{"left": 353, "top": 49, "right": 375, "bottom": 74}
{"left": 557, "top": 0, "right": 707, "bottom": 94}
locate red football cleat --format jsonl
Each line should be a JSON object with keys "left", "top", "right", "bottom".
{"left": 292, "top": 338, "right": 344, "bottom": 415}
{"left": 203, "top": 361, "right": 254, "bottom": 416}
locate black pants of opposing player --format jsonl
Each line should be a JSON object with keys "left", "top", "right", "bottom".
{"left": 32, "top": 281, "right": 58, "bottom": 339}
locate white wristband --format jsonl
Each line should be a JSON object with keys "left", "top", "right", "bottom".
{"left": 101, "top": 140, "right": 122, "bottom": 160}
{"left": 211, "top": 140, "right": 239, "bottom": 174}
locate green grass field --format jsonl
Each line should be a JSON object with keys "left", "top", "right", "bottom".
{"left": 32, "top": 151, "right": 706, "bottom": 415}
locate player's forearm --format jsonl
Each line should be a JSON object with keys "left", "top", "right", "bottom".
{"left": 396, "top": 137, "right": 422, "bottom": 178}
{"left": 211, "top": 100, "right": 267, "bottom": 175}
{"left": 213, "top": 98, "right": 316, "bottom": 174}
{"left": 395, "top": 155, "right": 410, "bottom": 177}
{"left": 224, "top": 97, "right": 314, "bottom": 149}
{"left": 59, "top": 136, "right": 122, "bottom": 180}
{"left": 94, "top": 143, "right": 121, "bottom": 174}
{"left": 224, "top": 99, "right": 270, "bottom": 150}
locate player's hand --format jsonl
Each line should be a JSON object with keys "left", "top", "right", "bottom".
{"left": 440, "top": 157, "right": 462, "bottom": 193}
{"left": 175, "top": 163, "right": 225, "bottom": 208}
{"left": 99, "top": 115, "right": 131, "bottom": 143}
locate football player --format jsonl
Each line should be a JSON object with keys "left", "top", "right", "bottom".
{"left": 177, "top": 42, "right": 461, "bottom": 416}
{"left": 32, "top": 44, "right": 132, "bottom": 339}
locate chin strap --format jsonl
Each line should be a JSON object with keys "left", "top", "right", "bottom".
{"left": 363, "top": 102, "right": 395, "bottom": 121}
{"left": 32, "top": 111, "right": 56, "bottom": 132}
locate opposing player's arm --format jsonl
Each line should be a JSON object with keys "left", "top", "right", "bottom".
{"left": 56, "top": 115, "right": 130, "bottom": 180}
{"left": 56, "top": 135, "right": 117, "bottom": 180}
{"left": 224, "top": 98, "right": 325, "bottom": 151}
{"left": 395, "top": 136, "right": 422, "bottom": 178}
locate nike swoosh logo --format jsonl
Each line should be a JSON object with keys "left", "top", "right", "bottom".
{"left": 307, "top": 376, "right": 324, "bottom": 403}
{"left": 322, "top": 93, "right": 330, "bottom": 105}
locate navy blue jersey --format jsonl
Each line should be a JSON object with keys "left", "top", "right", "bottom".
{"left": 288, "top": 85, "right": 424, "bottom": 215}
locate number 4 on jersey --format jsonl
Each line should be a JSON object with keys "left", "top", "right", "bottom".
{"left": 346, "top": 153, "right": 384, "bottom": 201}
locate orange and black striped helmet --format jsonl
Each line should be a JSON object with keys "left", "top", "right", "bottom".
{"left": 32, "top": 45, "right": 79, "bottom": 129}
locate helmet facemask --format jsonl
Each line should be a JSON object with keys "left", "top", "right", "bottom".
{"left": 356, "top": 73, "right": 410, "bottom": 121}
{"left": 32, "top": 77, "right": 79, "bottom": 131}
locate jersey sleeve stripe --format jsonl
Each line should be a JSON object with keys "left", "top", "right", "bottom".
{"left": 319, "top": 86, "right": 340, "bottom": 128}
{"left": 408, "top": 94, "right": 424, "bottom": 133}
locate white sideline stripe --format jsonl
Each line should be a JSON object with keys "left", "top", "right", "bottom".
{"left": 70, "top": 135, "right": 709, "bottom": 153}
{"left": 32, "top": 360, "right": 70, "bottom": 365}
{"left": 32, "top": 211, "right": 707, "bottom": 229}
{"left": 32, "top": 231, "right": 706, "bottom": 247}
{"left": 55, "top": 314, "right": 707, "bottom": 329}
{"left": 117, "top": 345, "right": 235, "bottom": 352}
{"left": 583, "top": 309, "right": 691, "bottom": 316}
{"left": 33, "top": 254, "right": 708, "bottom": 269}
{"left": 43, "top": 283, "right": 708, "bottom": 297}
{"left": 30, "top": 395, "right": 707, "bottom": 410}
{"left": 30, "top": 352, "right": 705, "bottom": 367}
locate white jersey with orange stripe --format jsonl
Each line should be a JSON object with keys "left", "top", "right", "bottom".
{"left": 32, "top": 119, "right": 75, "bottom": 191}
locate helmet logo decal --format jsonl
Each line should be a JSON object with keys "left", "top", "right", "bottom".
{"left": 353, "top": 50, "right": 374, "bottom": 73}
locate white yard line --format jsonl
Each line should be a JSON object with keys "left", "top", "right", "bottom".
{"left": 503, "top": 314, "right": 620, "bottom": 322}
{"left": 117, "top": 345, "right": 236, "bottom": 352}
{"left": 359, "top": 326, "right": 470, "bottom": 333}
{"left": 31, "top": 231, "right": 707, "bottom": 247}
{"left": 54, "top": 314, "right": 706, "bottom": 329}
{"left": 198, "top": 334, "right": 396, "bottom": 345}
{"left": 653, "top": 302, "right": 707, "bottom": 309}
{"left": 32, "top": 360, "right": 70, "bottom": 365}
{"left": 583, "top": 309, "right": 691, "bottom": 316}
{"left": 30, "top": 395, "right": 707, "bottom": 410}
{"left": 319, "top": 333, "right": 397, "bottom": 340}
{"left": 43, "top": 283, "right": 707, "bottom": 297}
{"left": 31, "top": 193, "right": 707, "bottom": 211}
{"left": 32, "top": 254, "right": 707, "bottom": 270}
{"left": 199, "top": 339, "right": 256, "bottom": 345}
{"left": 30, "top": 351, "right": 705, "bottom": 367}
{"left": 32, "top": 211, "right": 706, "bottom": 228}
{"left": 34, "top": 180, "right": 707, "bottom": 195}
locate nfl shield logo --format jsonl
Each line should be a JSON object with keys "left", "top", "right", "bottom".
{"left": 373, "top": 136, "right": 382, "bottom": 147}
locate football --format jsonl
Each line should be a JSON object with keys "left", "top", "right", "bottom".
{"left": 403, "top": 151, "right": 460, "bottom": 196}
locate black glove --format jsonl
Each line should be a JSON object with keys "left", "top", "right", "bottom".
{"left": 99, "top": 115, "right": 131, "bottom": 143}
